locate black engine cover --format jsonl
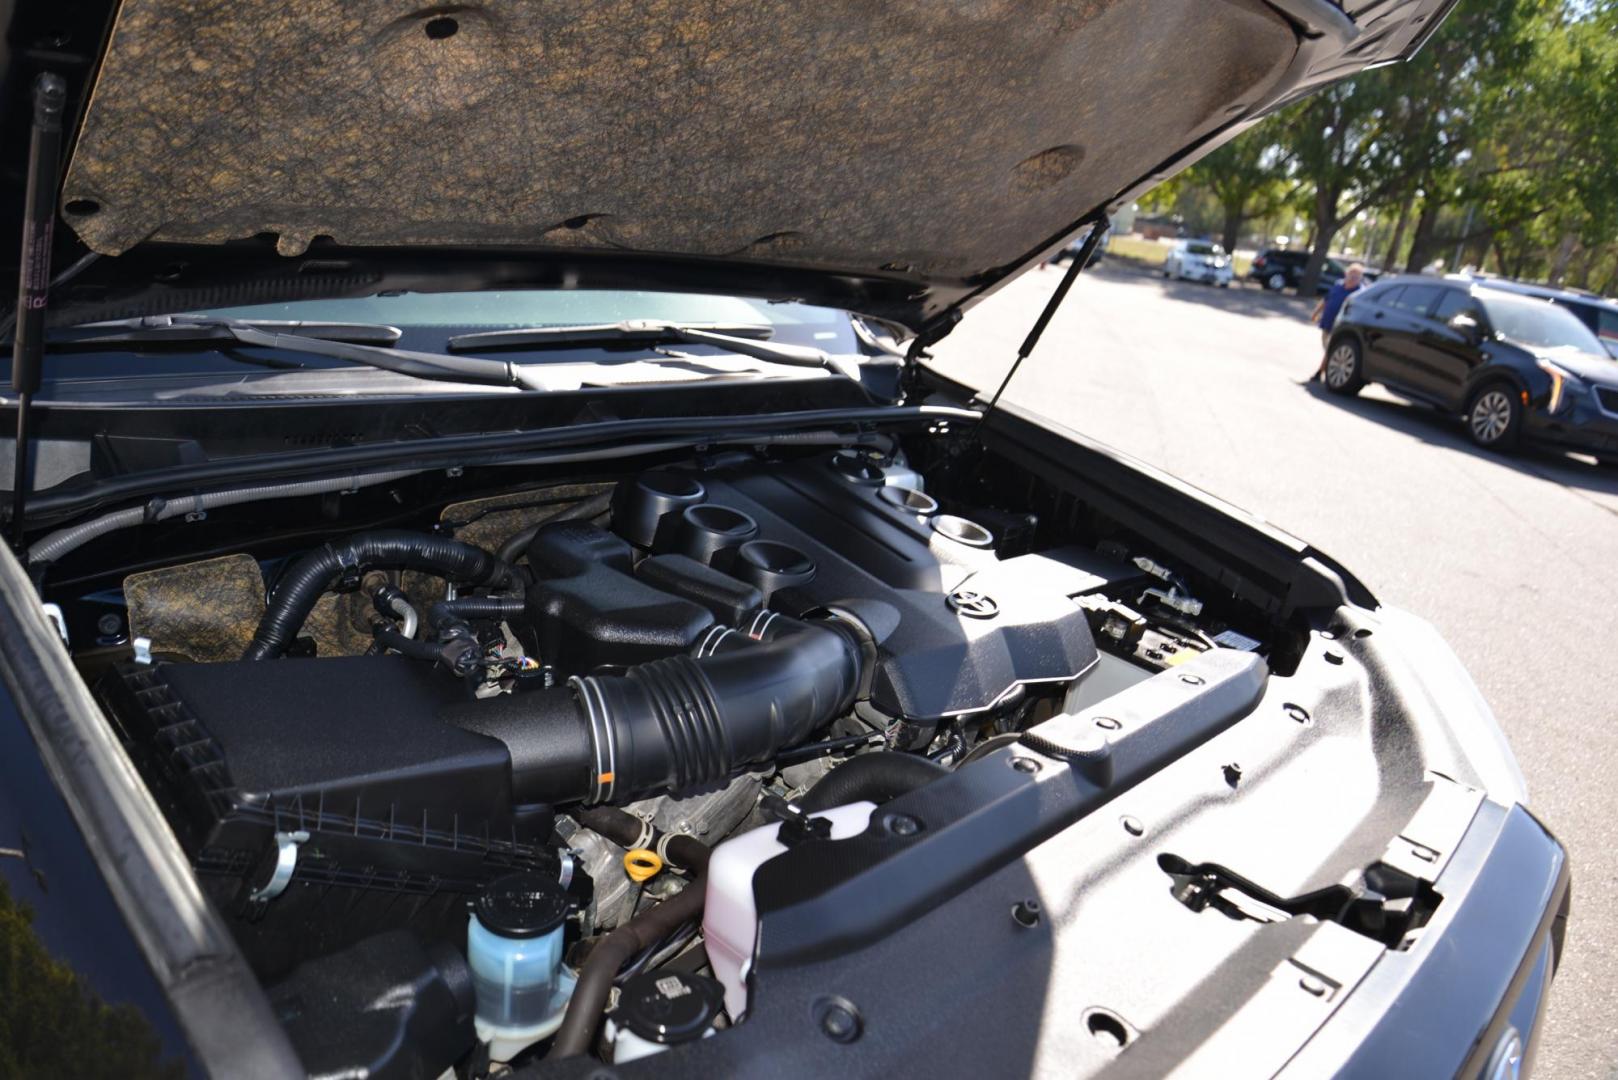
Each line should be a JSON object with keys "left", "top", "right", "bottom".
{"left": 636, "top": 458, "right": 1101, "bottom": 723}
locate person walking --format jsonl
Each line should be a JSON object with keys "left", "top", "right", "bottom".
{"left": 1308, "top": 262, "right": 1364, "bottom": 381}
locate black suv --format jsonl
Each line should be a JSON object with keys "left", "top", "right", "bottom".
{"left": 1324, "top": 276, "right": 1618, "bottom": 458}
{"left": 1248, "top": 249, "right": 1359, "bottom": 293}
{"left": 1464, "top": 276, "right": 1618, "bottom": 359}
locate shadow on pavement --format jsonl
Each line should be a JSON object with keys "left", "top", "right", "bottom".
{"left": 1071, "top": 260, "right": 1317, "bottom": 322}
{"left": 1300, "top": 378, "right": 1618, "bottom": 495}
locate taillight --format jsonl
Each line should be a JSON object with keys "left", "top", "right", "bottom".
{"left": 1253, "top": 255, "right": 1266, "bottom": 268}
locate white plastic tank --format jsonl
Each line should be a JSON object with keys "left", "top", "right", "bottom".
{"left": 703, "top": 801, "right": 876, "bottom": 1019}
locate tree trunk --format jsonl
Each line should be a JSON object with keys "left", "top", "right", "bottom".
{"left": 1382, "top": 189, "right": 1416, "bottom": 275}
{"left": 1404, "top": 196, "right": 1443, "bottom": 273}
{"left": 1569, "top": 245, "right": 1598, "bottom": 291}
{"left": 1298, "top": 187, "right": 1339, "bottom": 296}
{"left": 1220, "top": 206, "right": 1243, "bottom": 256}
{"left": 1546, "top": 233, "right": 1578, "bottom": 287}
{"left": 1463, "top": 227, "right": 1494, "bottom": 273}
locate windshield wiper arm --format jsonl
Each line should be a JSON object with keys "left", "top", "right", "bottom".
{"left": 61, "top": 315, "right": 405, "bottom": 346}
{"left": 44, "top": 316, "right": 553, "bottom": 390}
{"left": 445, "top": 319, "right": 837, "bottom": 370}
{"left": 447, "top": 320, "right": 775, "bottom": 351}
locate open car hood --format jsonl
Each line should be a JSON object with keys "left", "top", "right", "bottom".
{"left": 33, "top": 0, "right": 1454, "bottom": 336}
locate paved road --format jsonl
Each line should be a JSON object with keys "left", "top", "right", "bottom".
{"left": 931, "top": 262, "right": 1618, "bottom": 1079}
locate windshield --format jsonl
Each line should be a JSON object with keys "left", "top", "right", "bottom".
{"left": 196, "top": 290, "right": 855, "bottom": 344}
{"left": 1477, "top": 293, "right": 1608, "bottom": 355}
{"left": 1184, "top": 243, "right": 1222, "bottom": 256}
{"left": 32, "top": 289, "right": 866, "bottom": 397}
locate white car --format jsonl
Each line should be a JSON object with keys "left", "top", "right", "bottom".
{"left": 1163, "top": 239, "right": 1234, "bottom": 286}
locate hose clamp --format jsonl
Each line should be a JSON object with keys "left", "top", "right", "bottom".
{"left": 655, "top": 830, "right": 689, "bottom": 872}
{"left": 249, "top": 830, "right": 310, "bottom": 903}
{"left": 571, "top": 675, "right": 618, "bottom": 804}
{"left": 694, "top": 625, "right": 734, "bottom": 657}
{"left": 747, "top": 610, "right": 780, "bottom": 640}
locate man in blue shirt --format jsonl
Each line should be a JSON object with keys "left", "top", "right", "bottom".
{"left": 1310, "top": 262, "right": 1364, "bottom": 380}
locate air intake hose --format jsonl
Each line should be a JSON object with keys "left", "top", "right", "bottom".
{"left": 443, "top": 615, "right": 865, "bottom": 804}
{"left": 243, "top": 530, "right": 518, "bottom": 660}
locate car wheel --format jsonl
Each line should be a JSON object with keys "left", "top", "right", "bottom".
{"left": 1323, "top": 336, "right": 1365, "bottom": 395}
{"left": 1266, "top": 271, "right": 1288, "bottom": 291}
{"left": 1466, "top": 383, "right": 1522, "bottom": 451}
{"left": 1162, "top": 262, "right": 1172, "bottom": 279}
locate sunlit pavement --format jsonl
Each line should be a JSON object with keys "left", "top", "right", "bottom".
{"left": 931, "top": 261, "right": 1618, "bottom": 1079}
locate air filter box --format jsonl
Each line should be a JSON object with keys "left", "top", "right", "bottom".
{"left": 98, "top": 656, "right": 563, "bottom": 977}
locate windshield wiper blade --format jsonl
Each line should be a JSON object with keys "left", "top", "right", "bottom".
{"left": 45, "top": 316, "right": 553, "bottom": 390}
{"left": 62, "top": 315, "right": 405, "bottom": 346}
{"left": 446, "top": 319, "right": 840, "bottom": 372}
{"left": 447, "top": 320, "right": 775, "bottom": 352}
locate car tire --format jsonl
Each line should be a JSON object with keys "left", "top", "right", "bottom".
{"left": 1465, "top": 382, "right": 1522, "bottom": 452}
{"left": 1266, "top": 271, "right": 1288, "bottom": 291}
{"left": 1322, "top": 336, "right": 1365, "bottom": 395}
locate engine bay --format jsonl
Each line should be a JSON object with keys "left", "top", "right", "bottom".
{"left": 61, "top": 441, "right": 1280, "bottom": 1076}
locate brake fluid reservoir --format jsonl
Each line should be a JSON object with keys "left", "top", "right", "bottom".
{"left": 468, "top": 873, "right": 577, "bottom": 1063}
{"left": 703, "top": 801, "right": 876, "bottom": 1020}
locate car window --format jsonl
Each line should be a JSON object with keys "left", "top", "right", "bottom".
{"left": 1368, "top": 285, "right": 1404, "bottom": 308}
{"left": 191, "top": 289, "right": 861, "bottom": 352}
{"left": 1185, "top": 242, "right": 1219, "bottom": 256}
{"left": 1432, "top": 289, "right": 1479, "bottom": 322}
{"left": 1595, "top": 309, "right": 1618, "bottom": 354}
{"left": 1476, "top": 293, "right": 1608, "bottom": 354}
{"left": 1387, "top": 284, "right": 1442, "bottom": 315}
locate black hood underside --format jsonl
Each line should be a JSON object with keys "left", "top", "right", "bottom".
{"left": 2, "top": 0, "right": 1455, "bottom": 334}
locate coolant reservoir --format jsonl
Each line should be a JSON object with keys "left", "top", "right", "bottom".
{"left": 467, "top": 873, "right": 577, "bottom": 1063}
{"left": 703, "top": 801, "right": 876, "bottom": 1019}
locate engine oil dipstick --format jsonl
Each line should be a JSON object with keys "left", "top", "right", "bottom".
{"left": 625, "top": 848, "right": 664, "bottom": 915}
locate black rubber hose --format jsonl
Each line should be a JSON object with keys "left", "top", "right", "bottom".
{"left": 438, "top": 615, "right": 865, "bottom": 805}
{"left": 496, "top": 490, "right": 614, "bottom": 565}
{"left": 573, "top": 806, "right": 709, "bottom": 872}
{"left": 426, "top": 595, "right": 526, "bottom": 628}
{"left": 548, "top": 858, "right": 710, "bottom": 1060}
{"left": 373, "top": 623, "right": 480, "bottom": 675}
{"left": 797, "top": 751, "right": 948, "bottom": 813}
{"left": 572, "top": 617, "right": 861, "bottom": 803}
{"left": 243, "top": 531, "right": 516, "bottom": 660}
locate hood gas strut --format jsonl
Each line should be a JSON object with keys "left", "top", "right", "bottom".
{"left": 8, "top": 73, "right": 67, "bottom": 550}
{"left": 975, "top": 212, "right": 1109, "bottom": 428}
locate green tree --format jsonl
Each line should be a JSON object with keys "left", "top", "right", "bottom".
{"left": 1191, "top": 134, "right": 1294, "bottom": 253}
{"left": 0, "top": 877, "right": 184, "bottom": 1079}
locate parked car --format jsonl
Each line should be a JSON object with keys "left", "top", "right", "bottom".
{"left": 1325, "top": 276, "right": 1618, "bottom": 458}
{"left": 1249, "top": 249, "right": 1379, "bottom": 294}
{"left": 1162, "top": 239, "right": 1233, "bottom": 286}
{"left": 0, "top": 1, "right": 1566, "bottom": 1078}
{"left": 1461, "top": 275, "right": 1618, "bottom": 359}
{"left": 1047, "top": 227, "right": 1106, "bottom": 267}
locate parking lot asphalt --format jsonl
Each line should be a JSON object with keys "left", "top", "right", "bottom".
{"left": 930, "top": 261, "right": 1618, "bottom": 1078}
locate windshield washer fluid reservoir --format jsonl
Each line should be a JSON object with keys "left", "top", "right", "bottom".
{"left": 467, "top": 872, "right": 577, "bottom": 1063}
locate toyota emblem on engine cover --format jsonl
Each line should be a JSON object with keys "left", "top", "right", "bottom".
{"left": 948, "top": 588, "right": 998, "bottom": 619}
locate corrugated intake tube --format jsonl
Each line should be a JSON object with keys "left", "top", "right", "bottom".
{"left": 441, "top": 614, "right": 866, "bottom": 806}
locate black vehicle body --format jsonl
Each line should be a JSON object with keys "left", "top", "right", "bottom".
{"left": 1248, "top": 249, "right": 1380, "bottom": 294}
{"left": 1327, "top": 276, "right": 1618, "bottom": 460}
{"left": 0, "top": 0, "right": 1570, "bottom": 1078}
{"left": 1464, "top": 276, "right": 1618, "bottom": 360}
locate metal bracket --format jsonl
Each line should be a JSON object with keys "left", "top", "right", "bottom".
{"left": 40, "top": 603, "right": 69, "bottom": 647}
{"left": 248, "top": 830, "right": 310, "bottom": 902}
